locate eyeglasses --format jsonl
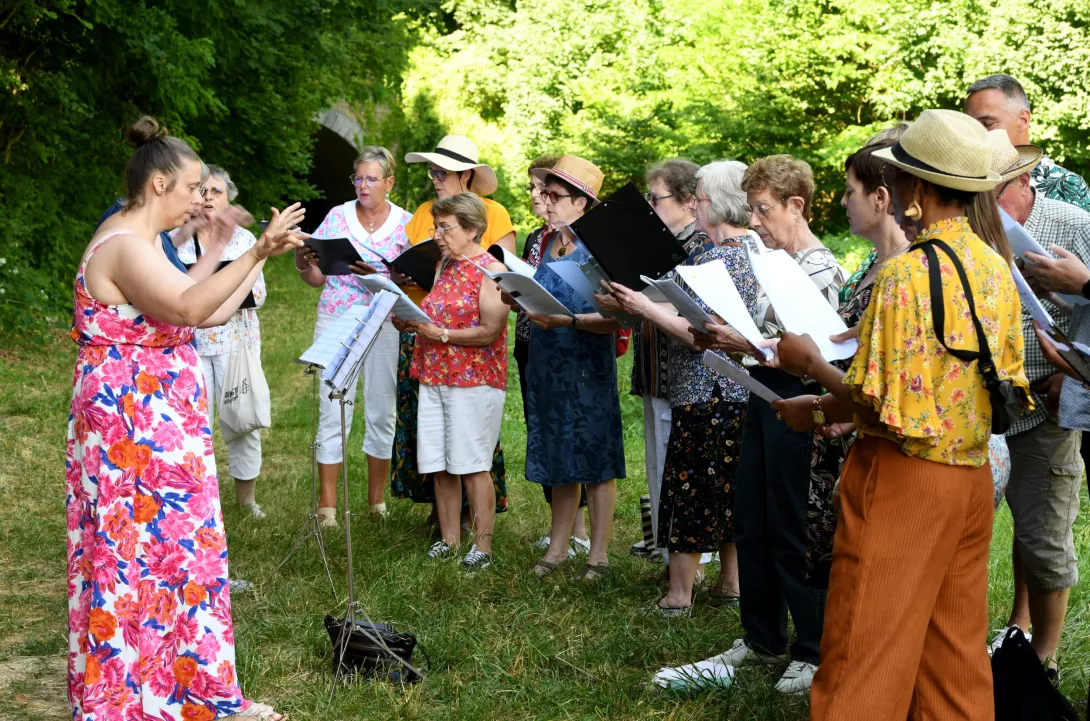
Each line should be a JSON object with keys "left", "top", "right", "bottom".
{"left": 752, "top": 197, "right": 789, "bottom": 218}
{"left": 434, "top": 223, "right": 459, "bottom": 235}
{"left": 527, "top": 183, "right": 545, "bottom": 195}
{"left": 428, "top": 168, "right": 451, "bottom": 182}
{"left": 693, "top": 194, "right": 712, "bottom": 204}
{"left": 350, "top": 175, "right": 388, "bottom": 187}
{"left": 542, "top": 190, "right": 572, "bottom": 204}
{"left": 645, "top": 192, "right": 675, "bottom": 208}
{"left": 202, "top": 186, "right": 225, "bottom": 198}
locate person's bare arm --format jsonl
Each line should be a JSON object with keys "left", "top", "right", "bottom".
{"left": 493, "top": 231, "right": 516, "bottom": 255}
{"left": 412, "top": 262, "right": 510, "bottom": 346}
{"left": 197, "top": 260, "right": 265, "bottom": 328}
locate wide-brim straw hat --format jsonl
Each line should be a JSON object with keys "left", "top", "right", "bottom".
{"left": 404, "top": 135, "right": 498, "bottom": 196}
{"left": 530, "top": 154, "right": 604, "bottom": 200}
{"left": 873, "top": 109, "right": 1001, "bottom": 192}
{"left": 985, "top": 129, "right": 1044, "bottom": 183}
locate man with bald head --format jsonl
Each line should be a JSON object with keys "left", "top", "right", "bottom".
{"left": 965, "top": 74, "right": 1090, "bottom": 212}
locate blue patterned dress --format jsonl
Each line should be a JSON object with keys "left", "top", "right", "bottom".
{"left": 524, "top": 242, "right": 626, "bottom": 485}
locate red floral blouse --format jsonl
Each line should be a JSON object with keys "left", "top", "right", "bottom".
{"left": 411, "top": 257, "right": 507, "bottom": 390}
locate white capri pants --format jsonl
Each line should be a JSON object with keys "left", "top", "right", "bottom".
{"left": 202, "top": 353, "right": 263, "bottom": 481}
{"left": 314, "top": 312, "right": 399, "bottom": 464}
{"left": 417, "top": 384, "right": 505, "bottom": 476}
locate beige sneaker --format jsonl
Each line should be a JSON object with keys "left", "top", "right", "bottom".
{"left": 775, "top": 660, "right": 817, "bottom": 695}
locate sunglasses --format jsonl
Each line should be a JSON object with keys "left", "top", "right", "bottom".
{"left": 428, "top": 168, "right": 451, "bottom": 182}
{"left": 542, "top": 190, "right": 572, "bottom": 204}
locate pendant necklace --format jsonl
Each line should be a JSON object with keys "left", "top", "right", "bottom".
{"left": 558, "top": 237, "right": 573, "bottom": 257}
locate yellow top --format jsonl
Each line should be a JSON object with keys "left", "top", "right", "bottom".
{"left": 403, "top": 198, "right": 515, "bottom": 304}
{"left": 845, "top": 217, "right": 1030, "bottom": 467}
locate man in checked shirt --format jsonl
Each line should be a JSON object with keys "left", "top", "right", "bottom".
{"left": 985, "top": 130, "right": 1090, "bottom": 682}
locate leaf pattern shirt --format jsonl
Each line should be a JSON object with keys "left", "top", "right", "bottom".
{"left": 844, "top": 217, "right": 1031, "bottom": 467}
{"left": 1032, "top": 157, "right": 1090, "bottom": 213}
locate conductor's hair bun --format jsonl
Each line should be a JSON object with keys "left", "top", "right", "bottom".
{"left": 127, "top": 116, "right": 164, "bottom": 147}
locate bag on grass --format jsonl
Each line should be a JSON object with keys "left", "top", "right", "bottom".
{"left": 991, "top": 627, "right": 1077, "bottom": 721}
{"left": 218, "top": 314, "right": 271, "bottom": 438}
{"left": 324, "top": 615, "right": 423, "bottom": 684}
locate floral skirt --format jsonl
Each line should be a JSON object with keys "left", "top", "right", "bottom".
{"left": 657, "top": 395, "right": 745, "bottom": 554}
{"left": 390, "top": 332, "right": 507, "bottom": 512}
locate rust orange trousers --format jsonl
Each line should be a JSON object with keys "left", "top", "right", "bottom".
{"left": 810, "top": 437, "right": 995, "bottom": 721}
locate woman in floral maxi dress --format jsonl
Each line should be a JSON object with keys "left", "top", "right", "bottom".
{"left": 66, "top": 116, "right": 302, "bottom": 721}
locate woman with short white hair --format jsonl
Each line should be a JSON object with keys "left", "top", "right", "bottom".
{"left": 608, "top": 159, "right": 758, "bottom": 614}
{"left": 176, "top": 165, "right": 268, "bottom": 517}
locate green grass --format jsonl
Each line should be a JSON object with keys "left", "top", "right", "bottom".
{"left": 1, "top": 251, "right": 1089, "bottom": 720}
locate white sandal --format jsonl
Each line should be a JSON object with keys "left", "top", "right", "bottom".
{"left": 231, "top": 702, "right": 286, "bottom": 720}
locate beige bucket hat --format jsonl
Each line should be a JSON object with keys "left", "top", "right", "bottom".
{"left": 530, "top": 154, "right": 604, "bottom": 200}
{"left": 404, "top": 135, "right": 498, "bottom": 195}
{"left": 985, "top": 129, "right": 1044, "bottom": 182}
{"left": 873, "top": 109, "right": 1001, "bottom": 192}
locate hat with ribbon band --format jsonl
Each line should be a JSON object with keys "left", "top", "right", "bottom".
{"left": 873, "top": 109, "right": 1002, "bottom": 193}
{"left": 405, "top": 135, "right": 498, "bottom": 196}
{"left": 530, "top": 154, "right": 604, "bottom": 201}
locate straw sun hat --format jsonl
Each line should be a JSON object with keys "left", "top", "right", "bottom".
{"left": 404, "top": 135, "right": 498, "bottom": 196}
{"left": 530, "top": 154, "right": 604, "bottom": 201}
{"left": 873, "top": 109, "right": 1002, "bottom": 192}
{"left": 985, "top": 129, "right": 1044, "bottom": 182}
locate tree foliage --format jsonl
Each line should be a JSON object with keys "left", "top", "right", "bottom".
{"left": 2, "top": 0, "right": 1088, "bottom": 332}
{"left": 0, "top": 0, "right": 439, "bottom": 332}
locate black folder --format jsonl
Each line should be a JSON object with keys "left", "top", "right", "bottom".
{"left": 303, "top": 236, "right": 363, "bottom": 276}
{"left": 380, "top": 240, "right": 443, "bottom": 292}
{"left": 569, "top": 182, "right": 689, "bottom": 290}
{"left": 183, "top": 239, "right": 257, "bottom": 309}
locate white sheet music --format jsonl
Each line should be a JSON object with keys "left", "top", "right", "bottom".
{"left": 746, "top": 249, "right": 857, "bottom": 362}
{"left": 296, "top": 303, "right": 380, "bottom": 368}
{"left": 486, "top": 246, "right": 537, "bottom": 278}
{"left": 703, "top": 351, "right": 782, "bottom": 403}
{"left": 463, "top": 255, "right": 573, "bottom": 317}
{"left": 324, "top": 292, "right": 397, "bottom": 392}
{"left": 355, "top": 273, "right": 431, "bottom": 323}
{"left": 673, "top": 261, "right": 773, "bottom": 360}
{"left": 640, "top": 274, "right": 716, "bottom": 332}
{"left": 1011, "top": 264, "right": 1055, "bottom": 328}
{"left": 1002, "top": 207, "right": 1088, "bottom": 306}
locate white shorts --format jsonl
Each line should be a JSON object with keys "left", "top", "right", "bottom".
{"left": 201, "top": 353, "right": 262, "bottom": 480}
{"left": 314, "top": 312, "right": 400, "bottom": 464}
{"left": 417, "top": 384, "right": 505, "bottom": 476}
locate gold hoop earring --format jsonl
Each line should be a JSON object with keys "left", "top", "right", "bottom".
{"left": 904, "top": 188, "right": 922, "bottom": 221}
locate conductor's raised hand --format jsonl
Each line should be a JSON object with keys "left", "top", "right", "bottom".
{"left": 254, "top": 203, "right": 307, "bottom": 260}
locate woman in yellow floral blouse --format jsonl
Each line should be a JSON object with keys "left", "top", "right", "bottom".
{"left": 769, "top": 110, "right": 1030, "bottom": 720}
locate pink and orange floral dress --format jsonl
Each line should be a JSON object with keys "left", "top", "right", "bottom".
{"left": 66, "top": 233, "right": 248, "bottom": 720}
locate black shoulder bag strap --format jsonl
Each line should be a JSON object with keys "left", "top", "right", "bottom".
{"left": 918, "top": 237, "right": 1021, "bottom": 434}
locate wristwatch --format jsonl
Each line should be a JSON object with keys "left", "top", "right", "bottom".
{"left": 439, "top": 329, "right": 450, "bottom": 344}
{"left": 811, "top": 397, "right": 826, "bottom": 426}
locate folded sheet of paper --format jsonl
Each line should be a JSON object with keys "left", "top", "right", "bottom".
{"left": 673, "top": 261, "right": 773, "bottom": 359}
{"left": 1011, "top": 264, "right": 1056, "bottom": 329}
{"left": 355, "top": 273, "right": 431, "bottom": 323}
{"left": 640, "top": 274, "right": 716, "bottom": 332}
{"left": 703, "top": 351, "right": 782, "bottom": 403}
{"left": 1002, "top": 207, "right": 1088, "bottom": 306}
{"left": 463, "top": 255, "right": 572, "bottom": 317}
{"left": 486, "top": 245, "right": 537, "bottom": 278}
{"left": 746, "top": 249, "right": 858, "bottom": 361}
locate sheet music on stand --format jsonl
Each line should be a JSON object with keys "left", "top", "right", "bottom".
{"left": 323, "top": 292, "right": 397, "bottom": 392}
{"left": 296, "top": 303, "right": 379, "bottom": 370}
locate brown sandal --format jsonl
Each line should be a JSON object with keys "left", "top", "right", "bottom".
{"left": 579, "top": 562, "right": 611, "bottom": 582}
{"left": 531, "top": 559, "right": 561, "bottom": 578}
